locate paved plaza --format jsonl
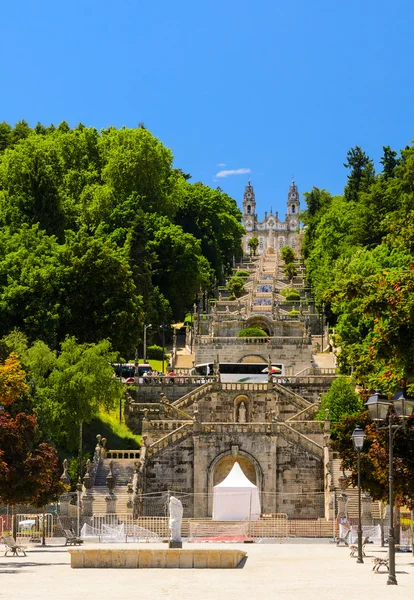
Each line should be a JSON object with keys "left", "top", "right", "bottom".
{"left": 1, "top": 541, "right": 413, "bottom": 600}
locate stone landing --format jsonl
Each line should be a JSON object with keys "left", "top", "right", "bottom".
{"left": 68, "top": 546, "right": 247, "bottom": 568}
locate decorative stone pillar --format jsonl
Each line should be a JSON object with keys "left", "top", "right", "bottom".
{"left": 105, "top": 460, "right": 116, "bottom": 514}
{"left": 81, "top": 459, "right": 94, "bottom": 517}
{"left": 59, "top": 459, "right": 71, "bottom": 517}
{"left": 361, "top": 492, "right": 373, "bottom": 526}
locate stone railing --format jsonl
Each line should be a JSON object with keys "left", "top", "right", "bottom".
{"left": 273, "top": 381, "right": 312, "bottom": 411}
{"left": 135, "top": 375, "right": 216, "bottom": 386}
{"left": 196, "top": 336, "right": 310, "bottom": 345}
{"left": 286, "top": 403, "right": 320, "bottom": 422}
{"left": 172, "top": 382, "right": 216, "bottom": 411}
{"left": 282, "top": 420, "right": 324, "bottom": 434}
{"left": 293, "top": 367, "right": 336, "bottom": 377}
{"left": 220, "top": 382, "right": 268, "bottom": 392}
{"left": 146, "top": 420, "right": 192, "bottom": 434}
{"left": 147, "top": 422, "right": 194, "bottom": 457}
{"left": 106, "top": 450, "right": 142, "bottom": 459}
{"left": 200, "top": 422, "right": 270, "bottom": 434}
{"left": 277, "top": 422, "right": 324, "bottom": 459}
{"left": 287, "top": 376, "right": 336, "bottom": 385}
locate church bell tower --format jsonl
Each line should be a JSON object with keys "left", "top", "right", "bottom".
{"left": 242, "top": 180, "right": 256, "bottom": 231}
{"left": 286, "top": 178, "right": 300, "bottom": 231}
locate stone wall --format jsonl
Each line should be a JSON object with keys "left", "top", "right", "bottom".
{"left": 143, "top": 429, "right": 324, "bottom": 519}
{"left": 195, "top": 342, "right": 313, "bottom": 374}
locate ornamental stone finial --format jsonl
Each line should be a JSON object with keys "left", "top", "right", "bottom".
{"left": 60, "top": 458, "right": 70, "bottom": 485}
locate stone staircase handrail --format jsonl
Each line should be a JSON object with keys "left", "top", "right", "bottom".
{"left": 277, "top": 422, "right": 324, "bottom": 459}
{"left": 147, "top": 422, "right": 194, "bottom": 457}
{"left": 286, "top": 403, "right": 320, "bottom": 422}
{"left": 172, "top": 382, "right": 215, "bottom": 411}
{"left": 294, "top": 366, "right": 337, "bottom": 377}
{"left": 273, "top": 381, "right": 312, "bottom": 410}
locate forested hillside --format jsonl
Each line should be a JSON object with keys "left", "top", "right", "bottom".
{"left": 301, "top": 143, "right": 414, "bottom": 394}
{"left": 0, "top": 120, "right": 244, "bottom": 357}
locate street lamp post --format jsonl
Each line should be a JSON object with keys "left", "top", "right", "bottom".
{"left": 365, "top": 390, "right": 414, "bottom": 586}
{"left": 143, "top": 324, "right": 152, "bottom": 363}
{"left": 351, "top": 425, "right": 366, "bottom": 564}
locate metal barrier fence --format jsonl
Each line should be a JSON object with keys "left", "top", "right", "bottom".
{"left": 15, "top": 513, "right": 55, "bottom": 540}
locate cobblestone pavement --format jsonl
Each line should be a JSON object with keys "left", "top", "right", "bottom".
{"left": 0, "top": 541, "right": 413, "bottom": 600}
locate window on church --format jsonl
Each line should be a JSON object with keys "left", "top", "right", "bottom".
{"left": 247, "top": 205, "right": 251, "bottom": 214}
{"left": 291, "top": 205, "right": 295, "bottom": 214}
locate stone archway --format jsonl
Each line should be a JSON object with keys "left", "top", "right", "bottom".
{"left": 245, "top": 316, "right": 273, "bottom": 336}
{"left": 207, "top": 449, "right": 263, "bottom": 515}
{"left": 238, "top": 354, "right": 267, "bottom": 363}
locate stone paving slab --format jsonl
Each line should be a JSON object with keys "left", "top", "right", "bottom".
{"left": 0, "top": 541, "right": 413, "bottom": 600}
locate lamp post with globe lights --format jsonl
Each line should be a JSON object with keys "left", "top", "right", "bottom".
{"left": 365, "top": 390, "right": 414, "bottom": 585}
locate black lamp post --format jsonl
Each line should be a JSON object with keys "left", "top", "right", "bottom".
{"left": 351, "top": 425, "right": 366, "bottom": 564}
{"left": 365, "top": 390, "right": 414, "bottom": 585}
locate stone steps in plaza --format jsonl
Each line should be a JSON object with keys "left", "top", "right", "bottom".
{"left": 88, "top": 486, "right": 132, "bottom": 515}
{"left": 94, "top": 459, "right": 137, "bottom": 487}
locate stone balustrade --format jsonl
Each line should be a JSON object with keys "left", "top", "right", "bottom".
{"left": 135, "top": 375, "right": 216, "bottom": 386}
{"left": 196, "top": 336, "right": 310, "bottom": 345}
{"left": 106, "top": 450, "right": 142, "bottom": 459}
{"left": 220, "top": 382, "right": 268, "bottom": 392}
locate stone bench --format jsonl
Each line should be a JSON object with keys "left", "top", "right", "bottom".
{"left": 68, "top": 547, "right": 247, "bottom": 568}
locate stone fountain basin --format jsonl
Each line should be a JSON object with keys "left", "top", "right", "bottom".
{"left": 68, "top": 546, "right": 247, "bottom": 568}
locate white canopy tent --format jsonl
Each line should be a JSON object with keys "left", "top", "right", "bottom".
{"left": 212, "top": 462, "right": 261, "bottom": 521}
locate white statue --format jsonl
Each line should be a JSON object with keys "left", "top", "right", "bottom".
{"left": 238, "top": 401, "right": 247, "bottom": 423}
{"left": 169, "top": 496, "right": 183, "bottom": 543}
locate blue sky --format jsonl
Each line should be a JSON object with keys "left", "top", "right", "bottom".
{"left": 1, "top": 0, "right": 413, "bottom": 218}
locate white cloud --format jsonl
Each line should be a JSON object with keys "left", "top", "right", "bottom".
{"left": 216, "top": 168, "right": 251, "bottom": 178}
{"left": 217, "top": 163, "right": 226, "bottom": 167}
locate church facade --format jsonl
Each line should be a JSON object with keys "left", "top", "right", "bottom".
{"left": 242, "top": 179, "right": 300, "bottom": 255}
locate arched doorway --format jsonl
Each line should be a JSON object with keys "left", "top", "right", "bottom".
{"left": 207, "top": 450, "right": 263, "bottom": 515}
{"left": 245, "top": 316, "right": 273, "bottom": 335}
{"left": 213, "top": 455, "right": 256, "bottom": 486}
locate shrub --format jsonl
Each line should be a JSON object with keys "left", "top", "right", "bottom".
{"left": 147, "top": 344, "right": 169, "bottom": 360}
{"left": 280, "top": 245, "right": 295, "bottom": 264}
{"left": 227, "top": 276, "right": 245, "bottom": 298}
{"left": 286, "top": 291, "right": 301, "bottom": 301}
{"left": 235, "top": 270, "right": 250, "bottom": 277}
{"left": 238, "top": 327, "right": 267, "bottom": 337}
{"left": 288, "top": 310, "right": 300, "bottom": 317}
{"left": 280, "top": 287, "right": 299, "bottom": 299}
{"left": 228, "top": 294, "right": 236, "bottom": 301}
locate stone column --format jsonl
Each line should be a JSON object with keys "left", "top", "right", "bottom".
{"left": 192, "top": 432, "right": 206, "bottom": 518}
{"left": 105, "top": 460, "right": 117, "bottom": 514}
{"left": 323, "top": 415, "right": 332, "bottom": 520}
{"left": 59, "top": 459, "right": 71, "bottom": 517}
{"left": 362, "top": 492, "right": 373, "bottom": 526}
{"left": 81, "top": 459, "right": 94, "bottom": 517}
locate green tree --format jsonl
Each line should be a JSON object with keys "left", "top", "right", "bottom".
{"left": 227, "top": 276, "right": 245, "bottom": 298}
{"left": 344, "top": 146, "right": 375, "bottom": 203}
{"left": 280, "top": 245, "right": 295, "bottom": 264}
{"left": 174, "top": 181, "right": 244, "bottom": 279}
{"left": 148, "top": 218, "right": 211, "bottom": 319}
{"left": 332, "top": 411, "right": 414, "bottom": 509}
{"left": 25, "top": 337, "right": 124, "bottom": 450}
{"left": 283, "top": 262, "right": 297, "bottom": 283}
{"left": 380, "top": 145, "right": 400, "bottom": 179}
{"left": 316, "top": 377, "right": 362, "bottom": 422}
{"left": 0, "top": 353, "right": 65, "bottom": 536}
{"left": 248, "top": 237, "right": 259, "bottom": 256}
